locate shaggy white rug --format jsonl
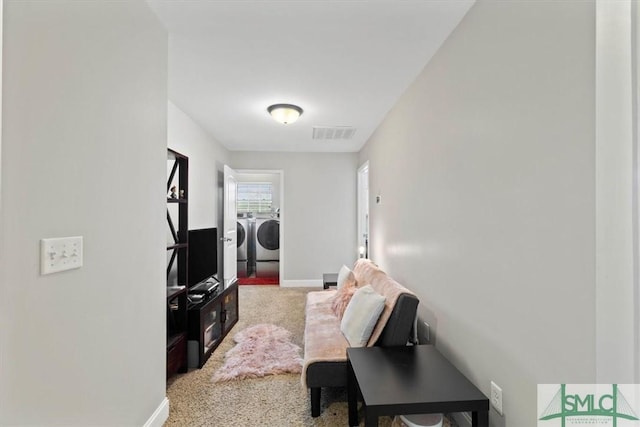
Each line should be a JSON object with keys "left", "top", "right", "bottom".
{"left": 212, "top": 323, "right": 303, "bottom": 382}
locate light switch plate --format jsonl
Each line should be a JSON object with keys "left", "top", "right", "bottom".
{"left": 40, "top": 236, "right": 83, "bottom": 275}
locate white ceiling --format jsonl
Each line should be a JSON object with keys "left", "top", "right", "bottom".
{"left": 148, "top": 1, "right": 475, "bottom": 153}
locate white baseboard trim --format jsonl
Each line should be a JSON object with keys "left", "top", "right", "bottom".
{"left": 281, "top": 279, "right": 323, "bottom": 288}
{"left": 451, "top": 411, "right": 472, "bottom": 427}
{"left": 143, "top": 397, "right": 169, "bottom": 427}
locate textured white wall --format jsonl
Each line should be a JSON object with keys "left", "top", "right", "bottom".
{"left": 0, "top": 2, "right": 168, "bottom": 425}
{"left": 230, "top": 151, "right": 358, "bottom": 281}
{"left": 359, "top": 1, "right": 596, "bottom": 425}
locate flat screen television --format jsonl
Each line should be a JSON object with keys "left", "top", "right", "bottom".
{"left": 188, "top": 227, "right": 218, "bottom": 287}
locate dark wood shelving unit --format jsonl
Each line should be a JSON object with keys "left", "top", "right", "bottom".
{"left": 166, "top": 148, "right": 189, "bottom": 380}
{"left": 167, "top": 286, "right": 188, "bottom": 300}
{"left": 166, "top": 243, "right": 188, "bottom": 251}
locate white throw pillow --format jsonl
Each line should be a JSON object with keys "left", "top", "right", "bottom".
{"left": 340, "top": 285, "right": 386, "bottom": 347}
{"left": 336, "top": 264, "right": 352, "bottom": 290}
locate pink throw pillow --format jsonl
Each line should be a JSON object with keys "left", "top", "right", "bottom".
{"left": 330, "top": 276, "right": 357, "bottom": 319}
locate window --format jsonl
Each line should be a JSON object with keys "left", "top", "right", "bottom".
{"left": 237, "top": 182, "right": 273, "bottom": 213}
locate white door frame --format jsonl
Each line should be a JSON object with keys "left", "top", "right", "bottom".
{"left": 236, "top": 169, "right": 284, "bottom": 284}
{"left": 223, "top": 165, "right": 238, "bottom": 282}
{"left": 634, "top": 0, "right": 640, "bottom": 384}
{"left": 357, "top": 161, "right": 369, "bottom": 259}
{"left": 0, "top": 0, "right": 4, "bottom": 253}
{"left": 595, "top": 0, "right": 640, "bottom": 383}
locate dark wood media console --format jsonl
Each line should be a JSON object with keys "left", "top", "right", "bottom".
{"left": 187, "top": 279, "right": 239, "bottom": 368}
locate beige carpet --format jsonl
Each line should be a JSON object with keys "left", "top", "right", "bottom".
{"left": 165, "top": 286, "right": 454, "bottom": 427}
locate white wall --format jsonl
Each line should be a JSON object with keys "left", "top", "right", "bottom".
{"left": 231, "top": 151, "right": 358, "bottom": 282}
{"left": 359, "top": 1, "right": 596, "bottom": 425}
{"left": 595, "top": 0, "right": 638, "bottom": 383}
{"left": 168, "top": 101, "right": 231, "bottom": 229}
{"left": 0, "top": 2, "right": 168, "bottom": 425}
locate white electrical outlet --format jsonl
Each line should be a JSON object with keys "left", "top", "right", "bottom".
{"left": 423, "top": 321, "right": 430, "bottom": 343}
{"left": 491, "top": 381, "right": 503, "bottom": 416}
{"left": 40, "top": 236, "right": 83, "bottom": 275}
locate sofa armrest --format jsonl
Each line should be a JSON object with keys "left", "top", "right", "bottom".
{"left": 375, "top": 293, "right": 419, "bottom": 347}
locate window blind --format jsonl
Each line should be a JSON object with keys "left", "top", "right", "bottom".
{"left": 237, "top": 182, "right": 273, "bottom": 213}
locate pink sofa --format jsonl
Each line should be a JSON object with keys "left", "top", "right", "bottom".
{"left": 302, "top": 259, "right": 419, "bottom": 417}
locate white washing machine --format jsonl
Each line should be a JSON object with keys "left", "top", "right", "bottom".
{"left": 254, "top": 218, "right": 279, "bottom": 278}
{"left": 254, "top": 218, "right": 279, "bottom": 260}
{"left": 236, "top": 218, "right": 249, "bottom": 277}
{"left": 237, "top": 219, "right": 249, "bottom": 260}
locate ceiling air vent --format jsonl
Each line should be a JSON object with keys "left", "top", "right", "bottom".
{"left": 312, "top": 126, "right": 357, "bottom": 140}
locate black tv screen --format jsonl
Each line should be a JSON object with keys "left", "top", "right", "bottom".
{"left": 188, "top": 228, "right": 217, "bottom": 286}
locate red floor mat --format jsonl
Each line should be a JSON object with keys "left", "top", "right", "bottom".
{"left": 238, "top": 276, "right": 279, "bottom": 285}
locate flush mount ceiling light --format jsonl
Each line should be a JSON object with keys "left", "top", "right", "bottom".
{"left": 267, "top": 104, "right": 303, "bottom": 125}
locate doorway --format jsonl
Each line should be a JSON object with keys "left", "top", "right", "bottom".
{"left": 357, "top": 162, "right": 369, "bottom": 259}
{"left": 235, "top": 170, "right": 284, "bottom": 285}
